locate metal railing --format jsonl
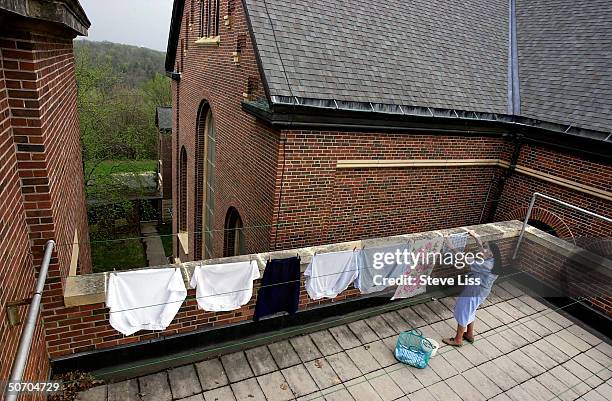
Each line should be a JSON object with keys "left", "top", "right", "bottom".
{"left": 5, "top": 240, "right": 55, "bottom": 401}
{"left": 512, "top": 192, "right": 612, "bottom": 259}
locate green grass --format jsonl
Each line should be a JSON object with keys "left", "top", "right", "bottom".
{"left": 158, "top": 223, "right": 174, "bottom": 258}
{"left": 86, "top": 160, "right": 157, "bottom": 177}
{"left": 91, "top": 232, "right": 147, "bottom": 273}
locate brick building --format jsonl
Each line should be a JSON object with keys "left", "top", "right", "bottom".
{"left": 0, "top": 0, "right": 90, "bottom": 391}
{"left": 166, "top": 0, "right": 611, "bottom": 263}
{"left": 156, "top": 106, "right": 173, "bottom": 223}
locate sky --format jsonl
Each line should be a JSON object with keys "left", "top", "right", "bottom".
{"left": 78, "top": 0, "right": 174, "bottom": 52}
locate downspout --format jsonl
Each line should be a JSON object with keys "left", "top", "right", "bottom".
{"left": 6, "top": 240, "right": 55, "bottom": 401}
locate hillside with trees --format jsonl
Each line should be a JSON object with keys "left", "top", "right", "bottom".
{"left": 75, "top": 40, "right": 172, "bottom": 270}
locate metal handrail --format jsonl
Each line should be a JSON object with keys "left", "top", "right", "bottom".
{"left": 512, "top": 192, "right": 612, "bottom": 259}
{"left": 5, "top": 240, "right": 55, "bottom": 401}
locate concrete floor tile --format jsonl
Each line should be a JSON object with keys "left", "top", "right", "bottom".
{"left": 281, "top": 364, "right": 319, "bottom": 398}
{"left": 230, "top": 378, "right": 266, "bottom": 401}
{"left": 364, "top": 316, "right": 396, "bottom": 339}
{"left": 406, "top": 387, "right": 436, "bottom": 401}
{"left": 506, "top": 297, "right": 537, "bottom": 315}
{"left": 557, "top": 329, "right": 592, "bottom": 352}
{"left": 488, "top": 392, "right": 513, "bottom": 401}
{"left": 517, "top": 295, "right": 546, "bottom": 311}
{"left": 397, "top": 306, "right": 427, "bottom": 328}
{"left": 221, "top": 352, "right": 254, "bottom": 383}
{"left": 412, "top": 304, "right": 439, "bottom": 325}
{"left": 365, "top": 370, "right": 404, "bottom": 401}
{"left": 531, "top": 339, "right": 569, "bottom": 364}
{"left": 521, "top": 318, "right": 552, "bottom": 337}
{"left": 427, "top": 352, "right": 459, "bottom": 380}
{"left": 595, "top": 342, "right": 612, "bottom": 358}
{"left": 427, "top": 380, "right": 462, "bottom": 401}
{"left": 329, "top": 325, "right": 362, "bottom": 350}
{"left": 195, "top": 358, "right": 228, "bottom": 390}
{"left": 380, "top": 311, "right": 411, "bottom": 334}
{"left": 567, "top": 325, "right": 602, "bottom": 347}
{"left": 428, "top": 300, "right": 454, "bottom": 320}
{"left": 323, "top": 385, "right": 355, "bottom": 401}
{"left": 562, "top": 359, "right": 604, "bottom": 388}
{"left": 203, "top": 385, "right": 236, "bottom": 401}
{"left": 177, "top": 394, "right": 205, "bottom": 401}
{"left": 585, "top": 347, "right": 612, "bottom": 368}
{"left": 521, "top": 378, "right": 557, "bottom": 401}
{"left": 534, "top": 314, "right": 564, "bottom": 332}
{"left": 445, "top": 374, "right": 486, "bottom": 401}
{"left": 477, "top": 361, "right": 517, "bottom": 391}
{"left": 580, "top": 389, "right": 609, "bottom": 401}
{"left": 326, "top": 352, "right": 362, "bottom": 382}
{"left": 505, "top": 384, "right": 537, "bottom": 401}
{"left": 493, "top": 355, "right": 532, "bottom": 384}
{"left": 246, "top": 345, "right": 278, "bottom": 376}
{"left": 476, "top": 308, "right": 503, "bottom": 329}
{"left": 346, "top": 346, "right": 382, "bottom": 374}
{"left": 344, "top": 378, "right": 383, "bottom": 401}
{"left": 495, "top": 301, "right": 524, "bottom": 320}
{"left": 440, "top": 348, "right": 473, "bottom": 373}
{"left": 472, "top": 338, "right": 503, "bottom": 360}
{"left": 291, "top": 335, "right": 324, "bottom": 362}
{"left": 521, "top": 343, "right": 558, "bottom": 370}
{"left": 573, "top": 352, "right": 611, "bottom": 380}
{"left": 408, "top": 363, "right": 441, "bottom": 387}
{"left": 256, "top": 371, "right": 294, "bottom": 401}
{"left": 507, "top": 349, "right": 546, "bottom": 376}
{"left": 462, "top": 367, "right": 503, "bottom": 399}
{"left": 306, "top": 358, "right": 343, "bottom": 390}
{"left": 385, "top": 363, "right": 423, "bottom": 394}
{"left": 76, "top": 385, "right": 107, "bottom": 401}
{"left": 347, "top": 320, "right": 380, "bottom": 344}
{"left": 549, "top": 364, "right": 592, "bottom": 395}
{"left": 168, "top": 365, "right": 202, "bottom": 399}
{"left": 484, "top": 305, "right": 514, "bottom": 325}
{"left": 138, "top": 372, "right": 172, "bottom": 401}
{"left": 107, "top": 379, "right": 139, "bottom": 401}
{"left": 536, "top": 372, "right": 581, "bottom": 401}
{"left": 366, "top": 340, "right": 397, "bottom": 368}
{"left": 310, "top": 330, "right": 344, "bottom": 356}
{"left": 268, "top": 340, "right": 301, "bottom": 369}
{"left": 457, "top": 342, "right": 489, "bottom": 366}
{"left": 546, "top": 333, "right": 581, "bottom": 358}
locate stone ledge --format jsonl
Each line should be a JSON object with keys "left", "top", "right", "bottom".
{"left": 63, "top": 221, "right": 525, "bottom": 307}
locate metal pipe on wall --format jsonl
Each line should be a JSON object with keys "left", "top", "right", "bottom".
{"left": 5, "top": 240, "right": 55, "bottom": 401}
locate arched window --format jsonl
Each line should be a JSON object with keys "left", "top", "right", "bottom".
{"left": 224, "top": 207, "right": 244, "bottom": 257}
{"left": 528, "top": 219, "right": 558, "bottom": 237}
{"left": 178, "top": 147, "right": 188, "bottom": 232}
{"left": 194, "top": 103, "right": 216, "bottom": 259}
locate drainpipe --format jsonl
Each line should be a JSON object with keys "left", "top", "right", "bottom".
{"left": 5, "top": 240, "right": 55, "bottom": 401}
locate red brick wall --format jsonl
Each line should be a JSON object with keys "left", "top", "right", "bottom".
{"left": 172, "top": 0, "right": 279, "bottom": 261}
{"left": 495, "top": 144, "right": 612, "bottom": 239}
{"left": 0, "top": 33, "right": 51, "bottom": 392}
{"left": 270, "top": 132, "right": 512, "bottom": 250}
{"left": 0, "top": 18, "right": 90, "bottom": 391}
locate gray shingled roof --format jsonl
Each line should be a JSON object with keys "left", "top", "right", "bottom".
{"left": 243, "top": 0, "right": 612, "bottom": 133}
{"left": 245, "top": 0, "right": 509, "bottom": 114}
{"left": 517, "top": 0, "right": 612, "bottom": 133}
{"left": 156, "top": 107, "right": 173, "bottom": 130}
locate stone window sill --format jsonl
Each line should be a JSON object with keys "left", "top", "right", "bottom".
{"left": 195, "top": 36, "right": 220, "bottom": 46}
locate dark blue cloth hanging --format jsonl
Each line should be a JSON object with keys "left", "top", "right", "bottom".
{"left": 254, "top": 256, "right": 301, "bottom": 321}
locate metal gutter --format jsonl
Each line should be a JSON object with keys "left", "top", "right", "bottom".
{"left": 5, "top": 240, "right": 56, "bottom": 401}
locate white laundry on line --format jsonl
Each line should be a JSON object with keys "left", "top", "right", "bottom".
{"left": 106, "top": 268, "right": 187, "bottom": 336}
{"left": 190, "top": 260, "right": 260, "bottom": 311}
{"left": 305, "top": 250, "right": 361, "bottom": 300}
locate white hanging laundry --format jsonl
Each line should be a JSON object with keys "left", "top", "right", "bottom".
{"left": 392, "top": 237, "right": 444, "bottom": 300}
{"left": 442, "top": 232, "right": 469, "bottom": 254}
{"left": 106, "top": 268, "right": 187, "bottom": 336}
{"left": 305, "top": 250, "right": 361, "bottom": 300}
{"left": 190, "top": 260, "right": 260, "bottom": 312}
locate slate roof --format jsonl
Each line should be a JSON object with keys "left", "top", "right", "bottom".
{"left": 516, "top": 0, "right": 612, "bottom": 133}
{"left": 245, "top": 0, "right": 509, "bottom": 114}
{"left": 156, "top": 107, "right": 173, "bottom": 131}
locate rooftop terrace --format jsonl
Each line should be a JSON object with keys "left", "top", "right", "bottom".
{"left": 75, "top": 280, "right": 611, "bottom": 401}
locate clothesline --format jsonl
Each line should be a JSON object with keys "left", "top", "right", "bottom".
{"left": 49, "top": 192, "right": 505, "bottom": 248}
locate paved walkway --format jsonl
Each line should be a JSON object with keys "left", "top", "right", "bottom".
{"left": 141, "top": 221, "right": 168, "bottom": 266}
{"left": 77, "top": 281, "right": 612, "bottom": 401}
